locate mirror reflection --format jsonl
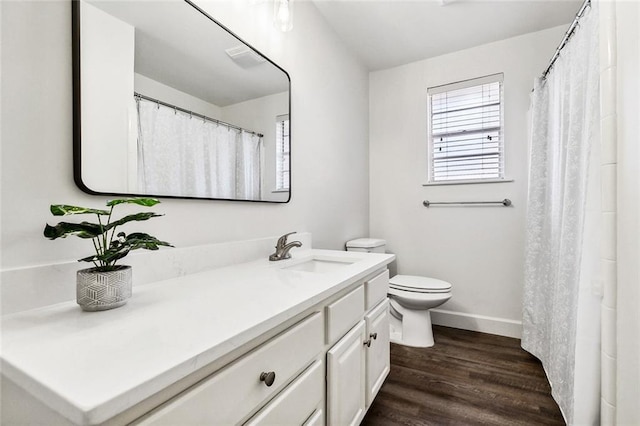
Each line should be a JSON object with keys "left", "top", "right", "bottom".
{"left": 74, "top": 0, "right": 291, "bottom": 202}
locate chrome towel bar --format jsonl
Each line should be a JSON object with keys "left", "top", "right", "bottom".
{"left": 423, "top": 199, "right": 512, "bottom": 207}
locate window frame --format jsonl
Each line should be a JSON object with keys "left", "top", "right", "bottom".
{"left": 426, "top": 73, "right": 506, "bottom": 185}
{"left": 274, "top": 114, "right": 290, "bottom": 192}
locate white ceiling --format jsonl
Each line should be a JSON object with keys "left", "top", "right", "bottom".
{"left": 88, "top": 1, "right": 289, "bottom": 107}
{"left": 311, "top": 0, "right": 583, "bottom": 71}
{"left": 85, "top": 0, "right": 582, "bottom": 105}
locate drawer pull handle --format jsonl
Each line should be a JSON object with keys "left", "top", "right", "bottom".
{"left": 259, "top": 371, "right": 276, "bottom": 387}
{"left": 363, "top": 339, "right": 372, "bottom": 347}
{"left": 370, "top": 332, "right": 378, "bottom": 340}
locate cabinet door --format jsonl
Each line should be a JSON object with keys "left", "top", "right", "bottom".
{"left": 365, "top": 299, "right": 390, "bottom": 407}
{"left": 327, "top": 320, "right": 366, "bottom": 426}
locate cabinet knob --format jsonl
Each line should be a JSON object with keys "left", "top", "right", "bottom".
{"left": 370, "top": 332, "right": 378, "bottom": 340}
{"left": 259, "top": 371, "right": 276, "bottom": 387}
{"left": 363, "top": 339, "right": 372, "bottom": 347}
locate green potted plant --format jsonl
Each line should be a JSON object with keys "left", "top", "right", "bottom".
{"left": 44, "top": 198, "right": 173, "bottom": 311}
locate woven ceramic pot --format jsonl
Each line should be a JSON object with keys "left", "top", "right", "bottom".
{"left": 76, "top": 265, "right": 132, "bottom": 311}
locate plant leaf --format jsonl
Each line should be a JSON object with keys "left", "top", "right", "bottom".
{"left": 106, "top": 198, "right": 160, "bottom": 208}
{"left": 50, "top": 205, "right": 110, "bottom": 216}
{"left": 44, "top": 222, "right": 105, "bottom": 239}
{"left": 79, "top": 246, "right": 130, "bottom": 265}
{"left": 78, "top": 233, "right": 172, "bottom": 265}
{"left": 123, "top": 232, "right": 174, "bottom": 250}
{"left": 105, "top": 212, "right": 163, "bottom": 230}
{"left": 78, "top": 254, "right": 100, "bottom": 263}
{"left": 99, "top": 247, "right": 131, "bottom": 264}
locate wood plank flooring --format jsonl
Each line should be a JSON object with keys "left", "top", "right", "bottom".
{"left": 362, "top": 326, "right": 565, "bottom": 426}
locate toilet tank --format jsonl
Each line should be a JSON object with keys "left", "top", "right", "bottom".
{"left": 345, "top": 238, "right": 386, "bottom": 253}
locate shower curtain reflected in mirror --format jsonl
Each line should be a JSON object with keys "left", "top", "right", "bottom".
{"left": 523, "top": 4, "right": 601, "bottom": 425}
{"left": 136, "top": 98, "right": 263, "bottom": 200}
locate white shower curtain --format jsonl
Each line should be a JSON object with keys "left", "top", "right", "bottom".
{"left": 522, "top": 4, "right": 601, "bottom": 425}
{"left": 235, "top": 130, "right": 263, "bottom": 200}
{"left": 136, "top": 98, "right": 263, "bottom": 200}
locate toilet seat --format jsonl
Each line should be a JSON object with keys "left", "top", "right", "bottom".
{"left": 389, "top": 275, "right": 452, "bottom": 294}
{"left": 388, "top": 288, "right": 452, "bottom": 304}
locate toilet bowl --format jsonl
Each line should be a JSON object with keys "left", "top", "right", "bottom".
{"left": 346, "top": 238, "right": 453, "bottom": 348}
{"left": 388, "top": 275, "right": 452, "bottom": 348}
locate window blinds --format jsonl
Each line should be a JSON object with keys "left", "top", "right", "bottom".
{"left": 275, "top": 115, "right": 290, "bottom": 191}
{"left": 428, "top": 74, "right": 504, "bottom": 182}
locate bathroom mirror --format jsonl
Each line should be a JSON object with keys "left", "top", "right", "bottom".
{"left": 73, "top": 0, "right": 291, "bottom": 202}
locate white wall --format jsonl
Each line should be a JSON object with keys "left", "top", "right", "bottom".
{"left": 0, "top": 1, "right": 369, "bottom": 279}
{"left": 369, "top": 26, "right": 566, "bottom": 337}
{"left": 80, "top": 1, "right": 134, "bottom": 194}
{"left": 134, "top": 73, "right": 223, "bottom": 119}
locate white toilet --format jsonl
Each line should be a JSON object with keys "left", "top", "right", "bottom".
{"left": 346, "top": 238, "right": 453, "bottom": 348}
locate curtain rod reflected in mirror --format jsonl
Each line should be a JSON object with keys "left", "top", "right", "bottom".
{"left": 134, "top": 93, "right": 264, "bottom": 138}
{"left": 73, "top": 0, "right": 291, "bottom": 203}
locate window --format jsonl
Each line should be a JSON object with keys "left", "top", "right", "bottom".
{"left": 427, "top": 73, "right": 504, "bottom": 183}
{"left": 275, "top": 114, "right": 290, "bottom": 191}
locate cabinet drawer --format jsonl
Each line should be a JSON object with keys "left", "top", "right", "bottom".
{"left": 326, "top": 286, "right": 364, "bottom": 344}
{"left": 245, "top": 359, "right": 324, "bottom": 425}
{"left": 365, "top": 269, "right": 389, "bottom": 311}
{"left": 141, "top": 312, "right": 323, "bottom": 425}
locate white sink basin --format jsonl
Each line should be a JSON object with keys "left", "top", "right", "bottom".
{"left": 282, "top": 257, "right": 356, "bottom": 273}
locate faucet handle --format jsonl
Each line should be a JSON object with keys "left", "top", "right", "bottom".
{"left": 276, "top": 231, "right": 297, "bottom": 247}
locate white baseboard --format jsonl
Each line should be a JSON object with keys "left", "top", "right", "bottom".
{"left": 430, "top": 308, "right": 522, "bottom": 339}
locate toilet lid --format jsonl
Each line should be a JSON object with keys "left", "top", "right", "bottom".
{"left": 389, "top": 275, "right": 452, "bottom": 293}
{"left": 346, "top": 238, "right": 386, "bottom": 249}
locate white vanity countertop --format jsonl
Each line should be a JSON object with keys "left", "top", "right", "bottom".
{"left": 0, "top": 249, "right": 394, "bottom": 425}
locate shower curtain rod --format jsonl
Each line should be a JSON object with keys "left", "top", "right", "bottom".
{"left": 541, "top": 0, "right": 591, "bottom": 80}
{"left": 134, "top": 92, "right": 264, "bottom": 138}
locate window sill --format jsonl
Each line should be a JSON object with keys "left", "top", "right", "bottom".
{"left": 422, "top": 178, "right": 514, "bottom": 187}
{"left": 271, "top": 189, "right": 290, "bottom": 193}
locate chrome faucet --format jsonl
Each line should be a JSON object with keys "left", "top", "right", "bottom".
{"left": 269, "top": 232, "right": 302, "bottom": 261}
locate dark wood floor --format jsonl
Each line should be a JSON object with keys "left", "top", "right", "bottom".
{"left": 362, "top": 326, "right": 565, "bottom": 426}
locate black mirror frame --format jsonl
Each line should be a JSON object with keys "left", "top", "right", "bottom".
{"left": 71, "top": 0, "right": 292, "bottom": 203}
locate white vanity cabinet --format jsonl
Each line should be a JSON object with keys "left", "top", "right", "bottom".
{"left": 326, "top": 269, "right": 390, "bottom": 426}
{"left": 142, "top": 269, "right": 390, "bottom": 426}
